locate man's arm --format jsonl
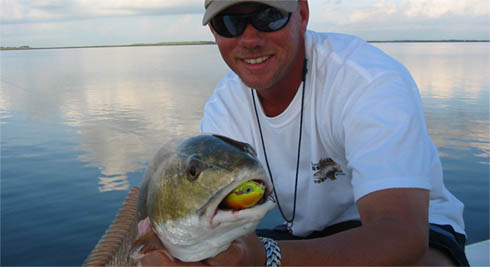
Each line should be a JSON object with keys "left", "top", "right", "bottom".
{"left": 205, "top": 187, "right": 429, "bottom": 266}
{"left": 277, "top": 187, "right": 429, "bottom": 265}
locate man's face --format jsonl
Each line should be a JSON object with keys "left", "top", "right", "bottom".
{"left": 210, "top": 3, "right": 306, "bottom": 91}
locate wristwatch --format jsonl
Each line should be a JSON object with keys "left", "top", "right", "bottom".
{"left": 259, "top": 237, "right": 281, "bottom": 267}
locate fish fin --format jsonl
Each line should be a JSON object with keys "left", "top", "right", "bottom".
{"left": 212, "top": 134, "right": 257, "bottom": 158}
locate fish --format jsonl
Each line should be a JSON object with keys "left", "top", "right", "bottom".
{"left": 132, "top": 134, "right": 275, "bottom": 262}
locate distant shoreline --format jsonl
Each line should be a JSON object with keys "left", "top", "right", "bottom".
{"left": 1, "top": 40, "right": 488, "bottom": 51}
{"left": 0, "top": 41, "right": 216, "bottom": 51}
{"left": 368, "top": 40, "right": 490, "bottom": 43}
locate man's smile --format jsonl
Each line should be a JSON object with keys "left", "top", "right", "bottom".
{"left": 243, "top": 55, "right": 271, "bottom": 64}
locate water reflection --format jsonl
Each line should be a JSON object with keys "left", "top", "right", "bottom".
{"left": 1, "top": 43, "right": 488, "bottom": 194}
{"left": 1, "top": 43, "right": 488, "bottom": 266}
{"left": 0, "top": 81, "right": 12, "bottom": 124}
{"left": 62, "top": 80, "right": 182, "bottom": 192}
{"left": 375, "top": 43, "right": 489, "bottom": 163}
{"left": 1, "top": 46, "right": 229, "bottom": 192}
{"left": 0, "top": 43, "right": 489, "bottom": 266}
{"left": 1, "top": 43, "right": 488, "bottom": 193}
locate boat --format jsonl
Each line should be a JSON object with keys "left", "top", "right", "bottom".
{"left": 466, "top": 239, "right": 490, "bottom": 266}
{"left": 83, "top": 187, "right": 139, "bottom": 266}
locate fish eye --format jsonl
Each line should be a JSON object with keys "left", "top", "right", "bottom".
{"left": 187, "top": 165, "right": 199, "bottom": 179}
{"left": 186, "top": 157, "right": 201, "bottom": 181}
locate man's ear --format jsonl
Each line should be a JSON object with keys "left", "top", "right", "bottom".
{"left": 299, "top": 0, "right": 310, "bottom": 33}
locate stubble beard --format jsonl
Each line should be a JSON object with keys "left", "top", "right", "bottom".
{"left": 237, "top": 51, "right": 294, "bottom": 92}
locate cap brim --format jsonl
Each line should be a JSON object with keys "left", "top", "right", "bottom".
{"left": 202, "top": 0, "right": 298, "bottom": 25}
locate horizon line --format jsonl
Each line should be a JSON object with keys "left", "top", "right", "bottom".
{"left": 2, "top": 39, "right": 489, "bottom": 51}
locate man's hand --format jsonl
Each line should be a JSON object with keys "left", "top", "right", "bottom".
{"left": 204, "top": 232, "right": 266, "bottom": 266}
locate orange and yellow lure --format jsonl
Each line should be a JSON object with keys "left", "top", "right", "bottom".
{"left": 223, "top": 181, "right": 265, "bottom": 209}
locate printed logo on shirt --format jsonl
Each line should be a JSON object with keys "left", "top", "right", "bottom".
{"left": 311, "top": 158, "right": 345, "bottom": 184}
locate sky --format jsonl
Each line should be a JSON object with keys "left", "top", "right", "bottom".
{"left": 1, "top": 0, "right": 489, "bottom": 47}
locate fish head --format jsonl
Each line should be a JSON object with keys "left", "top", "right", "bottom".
{"left": 137, "top": 134, "right": 275, "bottom": 261}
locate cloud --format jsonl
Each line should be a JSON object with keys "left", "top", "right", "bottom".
{"left": 1, "top": 0, "right": 204, "bottom": 24}
{"left": 403, "top": 0, "right": 487, "bottom": 18}
{"left": 308, "top": 0, "right": 489, "bottom": 40}
{"left": 2, "top": 0, "right": 488, "bottom": 46}
{"left": 347, "top": 0, "right": 489, "bottom": 23}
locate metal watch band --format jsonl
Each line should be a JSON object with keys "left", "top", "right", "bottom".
{"left": 259, "top": 237, "right": 281, "bottom": 267}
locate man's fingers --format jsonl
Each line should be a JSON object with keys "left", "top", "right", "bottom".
{"left": 140, "top": 250, "right": 208, "bottom": 266}
{"left": 140, "top": 250, "right": 175, "bottom": 266}
{"left": 131, "top": 218, "right": 168, "bottom": 262}
{"left": 204, "top": 239, "right": 247, "bottom": 266}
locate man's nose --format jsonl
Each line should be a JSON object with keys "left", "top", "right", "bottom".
{"left": 238, "top": 24, "right": 265, "bottom": 48}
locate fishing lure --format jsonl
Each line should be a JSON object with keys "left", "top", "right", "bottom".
{"left": 223, "top": 181, "right": 265, "bottom": 209}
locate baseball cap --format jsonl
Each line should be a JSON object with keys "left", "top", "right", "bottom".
{"left": 202, "top": 0, "right": 298, "bottom": 25}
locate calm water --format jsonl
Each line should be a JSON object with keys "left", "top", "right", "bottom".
{"left": 1, "top": 42, "right": 488, "bottom": 266}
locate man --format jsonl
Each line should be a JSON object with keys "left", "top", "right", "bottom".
{"left": 138, "top": 0, "right": 468, "bottom": 265}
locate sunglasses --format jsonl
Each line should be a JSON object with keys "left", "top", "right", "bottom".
{"left": 210, "top": 6, "right": 291, "bottom": 38}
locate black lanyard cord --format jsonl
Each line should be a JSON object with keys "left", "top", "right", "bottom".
{"left": 251, "top": 59, "right": 307, "bottom": 232}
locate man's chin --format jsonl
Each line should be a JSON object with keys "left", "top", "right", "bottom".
{"left": 240, "top": 78, "right": 273, "bottom": 91}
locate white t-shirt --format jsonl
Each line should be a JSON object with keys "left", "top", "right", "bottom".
{"left": 200, "top": 30, "right": 465, "bottom": 237}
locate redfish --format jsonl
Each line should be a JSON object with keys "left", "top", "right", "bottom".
{"left": 132, "top": 134, "right": 275, "bottom": 262}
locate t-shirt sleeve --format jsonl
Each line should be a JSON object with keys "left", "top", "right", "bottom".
{"left": 341, "top": 71, "right": 435, "bottom": 201}
{"left": 200, "top": 89, "right": 232, "bottom": 136}
{"left": 199, "top": 75, "right": 250, "bottom": 144}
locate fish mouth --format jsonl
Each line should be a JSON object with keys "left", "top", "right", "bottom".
{"left": 204, "top": 175, "right": 275, "bottom": 227}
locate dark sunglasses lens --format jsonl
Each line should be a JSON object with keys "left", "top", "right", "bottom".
{"left": 211, "top": 7, "right": 291, "bottom": 38}
{"left": 211, "top": 15, "right": 247, "bottom": 38}
{"left": 254, "top": 7, "right": 290, "bottom": 32}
